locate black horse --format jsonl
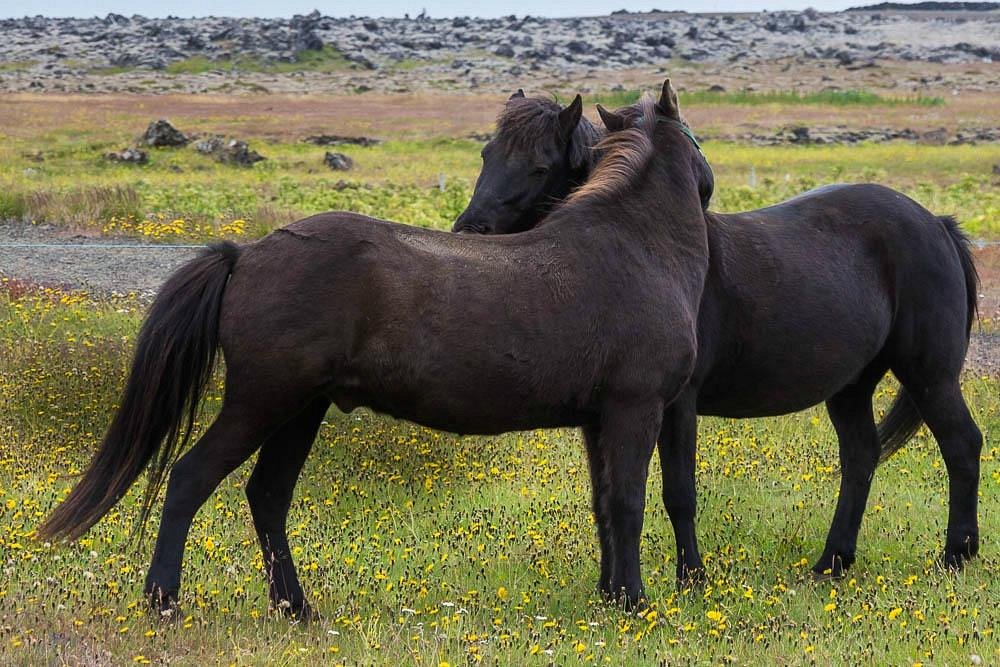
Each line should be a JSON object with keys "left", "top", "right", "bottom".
{"left": 453, "top": 90, "right": 711, "bottom": 235}
{"left": 455, "top": 82, "right": 982, "bottom": 587}
{"left": 453, "top": 90, "right": 603, "bottom": 235}
{"left": 39, "top": 83, "right": 715, "bottom": 615}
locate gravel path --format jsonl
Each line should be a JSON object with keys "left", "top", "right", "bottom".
{"left": 1, "top": 221, "right": 996, "bottom": 375}
{"left": 0, "top": 223, "right": 200, "bottom": 297}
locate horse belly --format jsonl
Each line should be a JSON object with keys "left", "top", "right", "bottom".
{"left": 697, "top": 317, "right": 890, "bottom": 418}
{"left": 328, "top": 339, "right": 598, "bottom": 435}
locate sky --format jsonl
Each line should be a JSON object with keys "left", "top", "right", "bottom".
{"left": 4, "top": 1, "right": 875, "bottom": 19}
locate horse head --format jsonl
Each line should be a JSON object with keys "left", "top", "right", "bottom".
{"left": 452, "top": 91, "right": 602, "bottom": 234}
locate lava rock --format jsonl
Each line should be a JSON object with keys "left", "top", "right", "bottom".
{"left": 141, "top": 119, "right": 189, "bottom": 147}
{"left": 789, "top": 126, "right": 812, "bottom": 143}
{"left": 324, "top": 151, "right": 353, "bottom": 170}
{"left": 305, "top": 134, "right": 381, "bottom": 147}
{"left": 195, "top": 136, "right": 265, "bottom": 166}
{"left": 293, "top": 29, "right": 323, "bottom": 53}
{"left": 104, "top": 147, "right": 148, "bottom": 164}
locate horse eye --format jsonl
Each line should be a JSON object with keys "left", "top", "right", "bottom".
{"left": 533, "top": 167, "right": 549, "bottom": 176}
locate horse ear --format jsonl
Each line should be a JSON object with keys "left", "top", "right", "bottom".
{"left": 657, "top": 78, "right": 681, "bottom": 120}
{"left": 596, "top": 104, "right": 625, "bottom": 132}
{"left": 558, "top": 94, "right": 583, "bottom": 140}
{"left": 509, "top": 89, "right": 525, "bottom": 100}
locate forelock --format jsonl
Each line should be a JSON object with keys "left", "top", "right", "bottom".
{"left": 494, "top": 97, "right": 563, "bottom": 153}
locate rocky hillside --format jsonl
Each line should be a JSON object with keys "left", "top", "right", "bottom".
{"left": 4, "top": 9, "right": 999, "bottom": 71}
{"left": 1, "top": 9, "right": 997, "bottom": 93}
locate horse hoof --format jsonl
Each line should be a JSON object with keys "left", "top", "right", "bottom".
{"left": 146, "top": 589, "right": 182, "bottom": 622}
{"left": 811, "top": 553, "right": 852, "bottom": 580}
{"left": 676, "top": 565, "right": 707, "bottom": 590}
{"left": 291, "top": 602, "right": 320, "bottom": 625}
{"left": 606, "top": 588, "right": 647, "bottom": 614}
{"left": 272, "top": 599, "right": 320, "bottom": 624}
{"left": 943, "top": 534, "right": 979, "bottom": 571}
{"left": 942, "top": 544, "right": 977, "bottom": 572}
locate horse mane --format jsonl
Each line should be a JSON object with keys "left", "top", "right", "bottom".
{"left": 496, "top": 96, "right": 603, "bottom": 170}
{"left": 565, "top": 94, "right": 657, "bottom": 204}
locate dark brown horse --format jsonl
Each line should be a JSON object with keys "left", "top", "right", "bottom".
{"left": 38, "top": 84, "right": 713, "bottom": 615}
{"left": 458, "top": 82, "right": 983, "bottom": 587}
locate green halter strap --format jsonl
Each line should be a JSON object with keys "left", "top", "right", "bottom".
{"left": 666, "top": 119, "right": 704, "bottom": 156}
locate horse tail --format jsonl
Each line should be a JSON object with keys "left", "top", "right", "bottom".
{"left": 37, "top": 242, "right": 240, "bottom": 542}
{"left": 938, "top": 214, "right": 980, "bottom": 335}
{"left": 876, "top": 390, "right": 923, "bottom": 466}
{"left": 876, "top": 215, "right": 979, "bottom": 466}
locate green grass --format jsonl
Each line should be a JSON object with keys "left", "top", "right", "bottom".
{"left": 0, "top": 59, "right": 36, "bottom": 73}
{"left": 88, "top": 64, "right": 138, "bottom": 76}
{"left": 1, "top": 128, "right": 996, "bottom": 240}
{"left": 591, "top": 89, "right": 946, "bottom": 109}
{"left": 0, "top": 286, "right": 997, "bottom": 665}
{"left": 165, "top": 46, "right": 352, "bottom": 75}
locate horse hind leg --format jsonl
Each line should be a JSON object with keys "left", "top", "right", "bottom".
{"left": 144, "top": 390, "right": 313, "bottom": 615}
{"left": 657, "top": 392, "right": 704, "bottom": 585}
{"left": 902, "top": 379, "right": 982, "bottom": 568}
{"left": 246, "top": 397, "right": 329, "bottom": 622}
{"left": 814, "top": 377, "right": 882, "bottom": 579}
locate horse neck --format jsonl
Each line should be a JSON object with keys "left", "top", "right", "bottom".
{"left": 572, "top": 148, "right": 709, "bottom": 260}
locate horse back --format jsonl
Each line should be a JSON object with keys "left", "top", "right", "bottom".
{"left": 218, "top": 211, "right": 698, "bottom": 433}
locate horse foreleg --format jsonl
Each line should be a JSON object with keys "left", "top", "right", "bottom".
{"left": 246, "top": 398, "right": 329, "bottom": 622}
{"left": 599, "top": 400, "right": 663, "bottom": 610}
{"left": 582, "top": 424, "right": 612, "bottom": 597}
{"left": 657, "top": 393, "right": 704, "bottom": 586}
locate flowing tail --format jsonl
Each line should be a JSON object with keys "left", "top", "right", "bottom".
{"left": 876, "top": 215, "right": 979, "bottom": 466}
{"left": 37, "top": 242, "right": 240, "bottom": 541}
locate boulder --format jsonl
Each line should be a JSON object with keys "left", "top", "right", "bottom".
{"left": 195, "top": 136, "right": 266, "bottom": 166}
{"left": 324, "top": 152, "right": 353, "bottom": 170}
{"left": 305, "top": 134, "right": 381, "bottom": 147}
{"left": 293, "top": 29, "right": 323, "bottom": 53}
{"left": 789, "top": 126, "right": 812, "bottom": 143}
{"left": 104, "top": 147, "right": 148, "bottom": 164}
{"left": 141, "top": 119, "right": 188, "bottom": 147}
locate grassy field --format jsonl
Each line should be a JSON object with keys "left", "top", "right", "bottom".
{"left": 590, "top": 89, "right": 946, "bottom": 109}
{"left": 0, "top": 91, "right": 997, "bottom": 242}
{"left": 0, "top": 277, "right": 997, "bottom": 665}
{"left": 1, "top": 88, "right": 998, "bottom": 664}
{"left": 1, "top": 135, "right": 998, "bottom": 242}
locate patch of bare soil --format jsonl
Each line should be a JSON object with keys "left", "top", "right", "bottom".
{"left": 1, "top": 77, "right": 997, "bottom": 143}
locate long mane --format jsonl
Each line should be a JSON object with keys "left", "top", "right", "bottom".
{"left": 565, "top": 94, "right": 657, "bottom": 204}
